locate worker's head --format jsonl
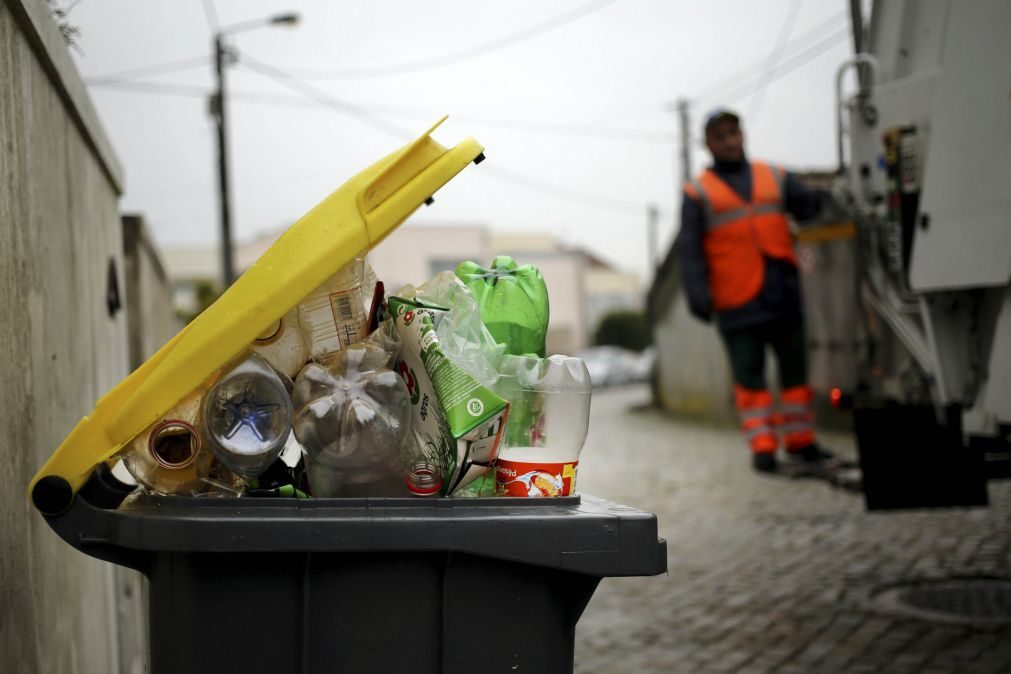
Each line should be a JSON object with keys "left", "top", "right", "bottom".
{"left": 704, "top": 109, "right": 744, "bottom": 163}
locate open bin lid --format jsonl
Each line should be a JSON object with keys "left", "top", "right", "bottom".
{"left": 30, "top": 118, "right": 484, "bottom": 514}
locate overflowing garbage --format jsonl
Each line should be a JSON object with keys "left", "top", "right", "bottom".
{"left": 115, "top": 254, "right": 592, "bottom": 499}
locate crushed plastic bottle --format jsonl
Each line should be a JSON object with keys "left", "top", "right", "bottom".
{"left": 456, "top": 256, "right": 550, "bottom": 357}
{"left": 250, "top": 308, "right": 309, "bottom": 378}
{"left": 292, "top": 341, "right": 416, "bottom": 497}
{"left": 298, "top": 257, "right": 376, "bottom": 364}
{"left": 201, "top": 353, "right": 293, "bottom": 481}
{"left": 120, "top": 387, "right": 219, "bottom": 495}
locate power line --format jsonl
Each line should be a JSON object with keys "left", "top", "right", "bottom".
{"left": 479, "top": 165, "right": 653, "bottom": 215}
{"left": 692, "top": 8, "right": 847, "bottom": 105}
{"left": 86, "top": 80, "right": 210, "bottom": 97}
{"left": 86, "top": 56, "right": 210, "bottom": 85}
{"left": 256, "top": 0, "right": 619, "bottom": 80}
{"left": 746, "top": 0, "right": 804, "bottom": 121}
{"left": 237, "top": 54, "right": 423, "bottom": 139}
{"left": 698, "top": 27, "right": 850, "bottom": 107}
{"left": 202, "top": 0, "right": 220, "bottom": 33}
{"left": 90, "top": 77, "right": 677, "bottom": 144}
{"left": 237, "top": 55, "right": 660, "bottom": 218}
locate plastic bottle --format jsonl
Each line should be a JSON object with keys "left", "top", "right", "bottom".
{"left": 120, "top": 387, "right": 217, "bottom": 495}
{"left": 202, "top": 353, "right": 293, "bottom": 481}
{"left": 493, "top": 355, "right": 592, "bottom": 497}
{"left": 455, "top": 256, "right": 550, "bottom": 357}
{"left": 250, "top": 308, "right": 309, "bottom": 379}
{"left": 298, "top": 257, "right": 375, "bottom": 364}
{"left": 292, "top": 342, "right": 414, "bottom": 497}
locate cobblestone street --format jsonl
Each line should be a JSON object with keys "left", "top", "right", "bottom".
{"left": 574, "top": 385, "right": 1011, "bottom": 673}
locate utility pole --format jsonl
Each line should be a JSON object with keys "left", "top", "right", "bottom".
{"left": 647, "top": 203, "right": 659, "bottom": 271}
{"left": 676, "top": 98, "right": 693, "bottom": 185}
{"left": 210, "top": 13, "right": 299, "bottom": 289}
{"left": 213, "top": 35, "right": 235, "bottom": 288}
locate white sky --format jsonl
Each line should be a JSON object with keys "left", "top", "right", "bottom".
{"left": 67, "top": 0, "right": 857, "bottom": 278}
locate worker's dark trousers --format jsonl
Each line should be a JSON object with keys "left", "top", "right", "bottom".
{"left": 719, "top": 315, "right": 815, "bottom": 453}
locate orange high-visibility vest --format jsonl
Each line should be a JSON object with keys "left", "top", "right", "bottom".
{"left": 684, "top": 161, "right": 796, "bottom": 311}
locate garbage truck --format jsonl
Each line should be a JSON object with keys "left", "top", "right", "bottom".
{"left": 837, "top": 0, "right": 1011, "bottom": 508}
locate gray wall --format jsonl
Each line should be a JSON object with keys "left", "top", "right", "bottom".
{"left": 0, "top": 1, "right": 140, "bottom": 672}
{"left": 123, "top": 214, "right": 179, "bottom": 371}
{"left": 653, "top": 290, "right": 735, "bottom": 421}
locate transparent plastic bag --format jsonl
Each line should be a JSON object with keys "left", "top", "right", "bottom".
{"left": 398, "top": 271, "right": 505, "bottom": 388}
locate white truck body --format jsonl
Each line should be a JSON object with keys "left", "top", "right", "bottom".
{"left": 839, "top": 0, "right": 1011, "bottom": 506}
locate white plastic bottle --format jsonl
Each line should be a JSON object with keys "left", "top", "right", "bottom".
{"left": 250, "top": 308, "right": 309, "bottom": 378}
{"left": 297, "top": 257, "right": 375, "bottom": 363}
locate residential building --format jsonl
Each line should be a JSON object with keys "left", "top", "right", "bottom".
{"left": 162, "top": 223, "right": 643, "bottom": 356}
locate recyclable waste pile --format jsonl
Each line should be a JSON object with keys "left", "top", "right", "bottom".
{"left": 114, "top": 253, "right": 592, "bottom": 500}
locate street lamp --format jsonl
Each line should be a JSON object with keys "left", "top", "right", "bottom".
{"left": 212, "top": 12, "right": 299, "bottom": 288}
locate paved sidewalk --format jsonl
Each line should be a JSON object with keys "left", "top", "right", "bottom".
{"left": 574, "top": 385, "right": 1011, "bottom": 674}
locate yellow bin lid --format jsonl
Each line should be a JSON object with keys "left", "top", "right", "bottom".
{"left": 30, "top": 117, "right": 484, "bottom": 514}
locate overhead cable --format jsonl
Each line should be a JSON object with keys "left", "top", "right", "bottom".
{"left": 258, "top": 0, "right": 619, "bottom": 80}
{"left": 86, "top": 56, "right": 210, "bottom": 85}
{"left": 697, "top": 27, "right": 850, "bottom": 107}
{"left": 692, "top": 9, "right": 847, "bottom": 105}
{"left": 238, "top": 55, "right": 662, "bottom": 217}
{"left": 746, "top": 0, "right": 804, "bottom": 121}
{"left": 91, "top": 75, "right": 676, "bottom": 144}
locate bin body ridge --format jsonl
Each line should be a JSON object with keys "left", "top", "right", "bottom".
{"left": 43, "top": 493, "right": 667, "bottom": 674}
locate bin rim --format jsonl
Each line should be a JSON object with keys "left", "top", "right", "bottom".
{"left": 43, "top": 489, "right": 669, "bottom": 579}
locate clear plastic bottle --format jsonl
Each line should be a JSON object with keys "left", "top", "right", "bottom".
{"left": 120, "top": 387, "right": 217, "bottom": 495}
{"left": 298, "top": 257, "right": 375, "bottom": 364}
{"left": 202, "top": 353, "right": 293, "bottom": 481}
{"left": 292, "top": 342, "right": 413, "bottom": 497}
{"left": 250, "top": 308, "right": 309, "bottom": 379}
{"left": 493, "top": 355, "right": 592, "bottom": 497}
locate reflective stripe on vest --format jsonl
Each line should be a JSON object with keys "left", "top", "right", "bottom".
{"left": 684, "top": 161, "right": 797, "bottom": 311}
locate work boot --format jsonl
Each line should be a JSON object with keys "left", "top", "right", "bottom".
{"left": 752, "top": 452, "right": 778, "bottom": 473}
{"left": 787, "top": 443, "right": 857, "bottom": 469}
{"left": 787, "top": 443, "right": 834, "bottom": 463}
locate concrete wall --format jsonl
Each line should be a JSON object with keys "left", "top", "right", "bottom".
{"left": 119, "top": 214, "right": 178, "bottom": 674}
{"left": 123, "top": 214, "right": 179, "bottom": 370}
{"left": 1, "top": 1, "right": 132, "bottom": 672}
{"left": 653, "top": 290, "right": 736, "bottom": 420}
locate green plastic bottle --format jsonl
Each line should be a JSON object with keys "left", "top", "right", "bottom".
{"left": 455, "top": 256, "right": 549, "bottom": 358}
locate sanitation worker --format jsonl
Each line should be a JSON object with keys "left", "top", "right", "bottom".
{"left": 675, "top": 108, "right": 832, "bottom": 473}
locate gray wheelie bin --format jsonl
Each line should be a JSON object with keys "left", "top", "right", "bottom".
{"left": 41, "top": 466, "right": 666, "bottom": 674}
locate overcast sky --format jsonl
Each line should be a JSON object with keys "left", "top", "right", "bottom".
{"left": 67, "top": 0, "right": 857, "bottom": 278}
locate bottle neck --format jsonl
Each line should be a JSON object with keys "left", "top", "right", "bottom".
{"left": 406, "top": 462, "right": 442, "bottom": 497}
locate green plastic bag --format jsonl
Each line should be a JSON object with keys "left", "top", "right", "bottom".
{"left": 455, "top": 256, "right": 549, "bottom": 358}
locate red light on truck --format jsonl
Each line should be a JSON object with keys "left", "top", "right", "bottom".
{"left": 830, "top": 387, "right": 843, "bottom": 408}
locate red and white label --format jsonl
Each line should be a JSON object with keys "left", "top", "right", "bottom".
{"left": 495, "top": 459, "right": 578, "bottom": 497}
